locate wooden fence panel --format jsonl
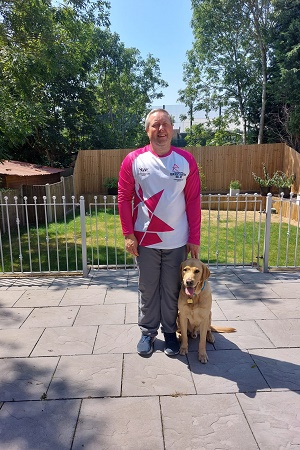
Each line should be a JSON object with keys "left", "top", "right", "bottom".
{"left": 0, "top": 189, "right": 24, "bottom": 232}
{"left": 0, "top": 176, "right": 75, "bottom": 230}
{"left": 73, "top": 143, "right": 298, "bottom": 197}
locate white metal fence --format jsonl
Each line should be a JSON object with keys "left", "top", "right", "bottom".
{"left": 0, "top": 193, "right": 299, "bottom": 276}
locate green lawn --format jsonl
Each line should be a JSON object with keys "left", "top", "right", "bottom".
{"left": 0, "top": 208, "right": 299, "bottom": 273}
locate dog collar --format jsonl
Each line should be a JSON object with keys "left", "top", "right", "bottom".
{"left": 187, "top": 281, "right": 206, "bottom": 304}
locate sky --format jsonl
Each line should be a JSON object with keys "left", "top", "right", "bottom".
{"left": 108, "top": 0, "right": 194, "bottom": 107}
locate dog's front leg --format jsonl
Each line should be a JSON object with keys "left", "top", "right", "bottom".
{"left": 198, "top": 318, "right": 209, "bottom": 363}
{"left": 206, "top": 311, "right": 215, "bottom": 344}
{"left": 179, "top": 314, "right": 189, "bottom": 355}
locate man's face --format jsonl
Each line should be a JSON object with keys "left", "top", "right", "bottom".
{"left": 146, "top": 111, "right": 173, "bottom": 148}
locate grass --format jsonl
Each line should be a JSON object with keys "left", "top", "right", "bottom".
{"left": 200, "top": 210, "right": 300, "bottom": 267}
{"left": 0, "top": 208, "right": 299, "bottom": 273}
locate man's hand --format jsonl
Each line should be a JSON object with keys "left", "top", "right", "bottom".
{"left": 187, "top": 243, "right": 199, "bottom": 259}
{"left": 125, "top": 234, "right": 139, "bottom": 257}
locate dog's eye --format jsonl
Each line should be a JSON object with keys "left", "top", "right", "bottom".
{"left": 183, "top": 268, "right": 188, "bottom": 272}
{"left": 194, "top": 269, "right": 200, "bottom": 274}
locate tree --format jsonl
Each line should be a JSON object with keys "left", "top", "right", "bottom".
{"left": 0, "top": 0, "right": 107, "bottom": 165}
{"left": 182, "top": 0, "right": 275, "bottom": 144}
{"left": 240, "top": 0, "right": 275, "bottom": 144}
{"left": 93, "top": 31, "right": 167, "bottom": 148}
{"left": 266, "top": 0, "right": 300, "bottom": 151}
{"left": 0, "top": 0, "right": 167, "bottom": 165}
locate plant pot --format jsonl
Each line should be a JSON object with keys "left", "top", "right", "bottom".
{"left": 259, "top": 186, "right": 271, "bottom": 196}
{"left": 278, "top": 187, "right": 291, "bottom": 199}
{"left": 229, "top": 188, "right": 240, "bottom": 196}
{"left": 107, "top": 187, "right": 118, "bottom": 195}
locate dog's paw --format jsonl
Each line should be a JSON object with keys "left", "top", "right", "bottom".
{"left": 206, "top": 331, "right": 215, "bottom": 344}
{"left": 198, "top": 352, "right": 208, "bottom": 364}
{"left": 179, "top": 346, "right": 188, "bottom": 355}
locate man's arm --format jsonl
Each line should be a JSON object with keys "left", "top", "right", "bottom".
{"left": 184, "top": 155, "right": 201, "bottom": 257}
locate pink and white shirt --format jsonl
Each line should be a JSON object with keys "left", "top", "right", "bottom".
{"left": 118, "top": 144, "right": 201, "bottom": 249}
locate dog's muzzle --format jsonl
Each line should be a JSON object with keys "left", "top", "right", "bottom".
{"left": 183, "top": 280, "right": 206, "bottom": 299}
{"left": 185, "top": 285, "right": 195, "bottom": 297}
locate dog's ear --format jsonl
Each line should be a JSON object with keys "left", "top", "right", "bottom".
{"left": 201, "top": 263, "right": 211, "bottom": 281}
{"left": 179, "top": 261, "right": 184, "bottom": 281}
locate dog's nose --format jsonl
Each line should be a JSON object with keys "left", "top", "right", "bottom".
{"left": 185, "top": 279, "right": 194, "bottom": 287}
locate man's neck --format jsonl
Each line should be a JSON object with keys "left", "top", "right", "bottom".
{"left": 150, "top": 143, "right": 171, "bottom": 156}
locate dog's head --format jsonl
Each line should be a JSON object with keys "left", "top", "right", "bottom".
{"left": 180, "top": 258, "right": 210, "bottom": 297}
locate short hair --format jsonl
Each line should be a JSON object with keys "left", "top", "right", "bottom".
{"left": 144, "top": 109, "right": 173, "bottom": 131}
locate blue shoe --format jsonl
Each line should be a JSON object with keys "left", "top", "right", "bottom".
{"left": 164, "top": 332, "right": 180, "bottom": 356}
{"left": 137, "top": 334, "right": 155, "bottom": 356}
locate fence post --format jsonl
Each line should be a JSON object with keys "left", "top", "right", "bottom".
{"left": 80, "top": 196, "right": 88, "bottom": 277}
{"left": 61, "top": 176, "right": 65, "bottom": 199}
{"left": 262, "top": 193, "right": 272, "bottom": 273}
{"left": 45, "top": 183, "right": 53, "bottom": 223}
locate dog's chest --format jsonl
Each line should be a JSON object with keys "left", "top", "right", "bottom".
{"left": 183, "top": 303, "right": 209, "bottom": 321}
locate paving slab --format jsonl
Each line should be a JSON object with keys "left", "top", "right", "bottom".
{"left": 250, "top": 348, "right": 300, "bottom": 391}
{"left": 30, "top": 325, "right": 97, "bottom": 356}
{"left": 0, "top": 290, "right": 23, "bottom": 307}
{"left": 262, "top": 297, "right": 300, "bottom": 318}
{"left": 93, "top": 323, "right": 140, "bottom": 354}
{"left": 269, "top": 282, "right": 300, "bottom": 298}
{"left": 73, "top": 304, "right": 126, "bottom": 326}
{"left": 256, "top": 318, "right": 300, "bottom": 347}
{"left": 14, "top": 289, "right": 66, "bottom": 307}
{"left": 124, "top": 302, "right": 138, "bottom": 323}
{"left": 212, "top": 320, "right": 275, "bottom": 350}
{"left": 0, "top": 399, "right": 80, "bottom": 450}
{"left": 237, "top": 391, "right": 300, "bottom": 449}
{"left": 211, "top": 300, "right": 228, "bottom": 320}
{"left": 188, "top": 349, "right": 270, "bottom": 394}
{"left": 7, "top": 278, "right": 54, "bottom": 289}
{"left": 269, "top": 271, "right": 300, "bottom": 281}
{"left": 210, "top": 269, "right": 243, "bottom": 285}
{"left": 227, "top": 284, "right": 280, "bottom": 299}
{"left": 211, "top": 284, "right": 236, "bottom": 299}
{"left": 231, "top": 270, "right": 281, "bottom": 284}
{"left": 216, "top": 298, "right": 278, "bottom": 320}
{"left": 122, "top": 352, "right": 195, "bottom": 396}
{"left": 160, "top": 394, "right": 259, "bottom": 450}
{"left": 47, "top": 354, "right": 123, "bottom": 399}
{"left": 59, "top": 287, "right": 106, "bottom": 305}
{"left": 0, "top": 307, "right": 33, "bottom": 329}
{"left": 50, "top": 277, "right": 91, "bottom": 289}
{"left": 0, "top": 328, "right": 43, "bottom": 357}
{"left": 104, "top": 286, "right": 139, "bottom": 304}
{"left": 72, "top": 397, "right": 164, "bottom": 450}
{"left": 0, "top": 356, "right": 59, "bottom": 401}
{"left": 21, "top": 306, "right": 79, "bottom": 328}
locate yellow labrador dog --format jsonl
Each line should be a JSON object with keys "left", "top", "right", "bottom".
{"left": 177, "top": 258, "right": 235, "bottom": 363}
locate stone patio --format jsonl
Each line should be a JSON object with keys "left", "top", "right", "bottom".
{"left": 0, "top": 267, "right": 300, "bottom": 449}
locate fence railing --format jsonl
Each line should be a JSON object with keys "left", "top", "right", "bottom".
{"left": 0, "top": 194, "right": 299, "bottom": 276}
{"left": 0, "top": 175, "right": 74, "bottom": 232}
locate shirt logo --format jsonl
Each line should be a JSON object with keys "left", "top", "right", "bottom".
{"left": 170, "top": 164, "right": 186, "bottom": 180}
{"left": 138, "top": 167, "right": 149, "bottom": 177}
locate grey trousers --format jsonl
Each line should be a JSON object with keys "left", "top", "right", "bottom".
{"left": 136, "top": 245, "right": 187, "bottom": 336}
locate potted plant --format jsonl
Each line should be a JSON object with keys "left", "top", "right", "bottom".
{"left": 229, "top": 180, "right": 241, "bottom": 196}
{"left": 252, "top": 163, "right": 274, "bottom": 196}
{"left": 197, "top": 164, "right": 207, "bottom": 191}
{"left": 104, "top": 176, "right": 118, "bottom": 195}
{"left": 273, "top": 171, "right": 295, "bottom": 198}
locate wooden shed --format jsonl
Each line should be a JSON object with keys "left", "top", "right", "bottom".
{"left": 0, "top": 160, "right": 64, "bottom": 189}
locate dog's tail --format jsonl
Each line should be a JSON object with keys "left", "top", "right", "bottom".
{"left": 210, "top": 325, "right": 236, "bottom": 333}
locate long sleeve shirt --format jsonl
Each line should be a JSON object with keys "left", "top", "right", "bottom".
{"left": 118, "top": 144, "right": 201, "bottom": 249}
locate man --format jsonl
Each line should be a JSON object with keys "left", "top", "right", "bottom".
{"left": 118, "top": 109, "right": 201, "bottom": 356}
